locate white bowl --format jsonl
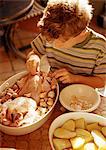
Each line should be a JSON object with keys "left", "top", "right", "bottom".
{"left": 96, "top": 87, "right": 106, "bottom": 97}
{"left": 0, "top": 71, "right": 59, "bottom": 135}
{"left": 49, "top": 112, "right": 106, "bottom": 150}
{"left": 59, "top": 84, "right": 101, "bottom": 112}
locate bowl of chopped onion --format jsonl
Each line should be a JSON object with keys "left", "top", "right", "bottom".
{"left": 59, "top": 84, "right": 101, "bottom": 112}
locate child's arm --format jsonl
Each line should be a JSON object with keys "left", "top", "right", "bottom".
{"left": 53, "top": 68, "right": 105, "bottom": 88}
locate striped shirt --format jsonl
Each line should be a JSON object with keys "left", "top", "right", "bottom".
{"left": 31, "top": 28, "right": 106, "bottom": 76}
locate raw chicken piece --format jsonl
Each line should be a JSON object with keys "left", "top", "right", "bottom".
{"left": 17, "top": 55, "right": 51, "bottom": 103}
{"left": 40, "top": 55, "right": 50, "bottom": 74}
{"left": 8, "top": 97, "right": 37, "bottom": 111}
{"left": 26, "top": 55, "right": 40, "bottom": 75}
{"left": 0, "top": 97, "right": 37, "bottom": 126}
{"left": 18, "top": 74, "right": 41, "bottom": 103}
{"left": 17, "top": 74, "right": 28, "bottom": 89}
{"left": 18, "top": 109, "right": 42, "bottom": 126}
{"left": 41, "top": 79, "right": 51, "bottom": 92}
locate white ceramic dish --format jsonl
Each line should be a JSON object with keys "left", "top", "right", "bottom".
{"left": 59, "top": 84, "right": 101, "bottom": 112}
{"left": 96, "top": 87, "right": 106, "bottom": 97}
{"left": 49, "top": 112, "right": 106, "bottom": 150}
{"left": 0, "top": 71, "right": 59, "bottom": 135}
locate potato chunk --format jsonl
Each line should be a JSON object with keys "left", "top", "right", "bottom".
{"left": 84, "top": 142, "right": 98, "bottom": 150}
{"left": 86, "top": 122, "right": 101, "bottom": 131}
{"left": 62, "top": 119, "right": 75, "bottom": 131}
{"left": 101, "top": 127, "right": 106, "bottom": 137}
{"left": 91, "top": 130, "right": 106, "bottom": 148}
{"left": 53, "top": 128, "right": 76, "bottom": 139}
{"left": 98, "top": 145, "right": 106, "bottom": 150}
{"left": 53, "top": 138, "right": 71, "bottom": 150}
{"left": 70, "top": 137, "right": 85, "bottom": 149}
{"left": 76, "top": 128, "right": 93, "bottom": 143}
{"left": 75, "top": 118, "right": 85, "bottom": 129}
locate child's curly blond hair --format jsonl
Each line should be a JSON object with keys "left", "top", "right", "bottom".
{"left": 38, "top": 0, "right": 93, "bottom": 41}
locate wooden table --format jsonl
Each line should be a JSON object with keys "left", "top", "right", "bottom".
{"left": 0, "top": 96, "right": 106, "bottom": 150}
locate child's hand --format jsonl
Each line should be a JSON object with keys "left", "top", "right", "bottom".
{"left": 26, "top": 55, "right": 40, "bottom": 75}
{"left": 52, "top": 68, "right": 76, "bottom": 84}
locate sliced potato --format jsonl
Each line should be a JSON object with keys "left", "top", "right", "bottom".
{"left": 86, "top": 122, "right": 101, "bottom": 131}
{"left": 101, "top": 127, "right": 106, "bottom": 137}
{"left": 76, "top": 128, "right": 93, "bottom": 143}
{"left": 78, "top": 146, "right": 85, "bottom": 150}
{"left": 53, "top": 138, "right": 71, "bottom": 150}
{"left": 75, "top": 118, "right": 85, "bottom": 129}
{"left": 98, "top": 145, "right": 106, "bottom": 150}
{"left": 54, "top": 127, "right": 76, "bottom": 139}
{"left": 84, "top": 142, "right": 98, "bottom": 150}
{"left": 91, "top": 130, "right": 106, "bottom": 148}
{"left": 73, "top": 142, "right": 98, "bottom": 150}
{"left": 70, "top": 137, "right": 85, "bottom": 149}
{"left": 62, "top": 119, "right": 75, "bottom": 131}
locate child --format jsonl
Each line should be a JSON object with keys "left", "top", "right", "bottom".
{"left": 27, "top": 0, "right": 106, "bottom": 88}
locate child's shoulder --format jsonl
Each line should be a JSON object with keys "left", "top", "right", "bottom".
{"left": 87, "top": 28, "right": 106, "bottom": 54}
{"left": 88, "top": 27, "right": 106, "bottom": 41}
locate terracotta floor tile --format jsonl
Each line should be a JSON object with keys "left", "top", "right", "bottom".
{"left": 0, "top": 48, "right": 9, "bottom": 63}
{"left": 0, "top": 62, "right": 13, "bottom": 73}
{"left": 10, "top": 58, "right": 26, "bottom": 71}
{"left": 8, "top": 50, "right": 24, "bottom": 61}
{"left": 0, "top": 72, "right": 15, "bottom": 85}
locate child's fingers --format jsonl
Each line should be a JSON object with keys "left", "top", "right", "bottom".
{"left": 59, "top": 74, "right": 75, "bottom": 84}
{"left": 62, "top": 79, "right": 70, "bottom": 84}
{"left": 52, "top": 68, "right": 69, "bottom": 78}
{"left": 59, "top": 75, "right": 69, "bottom": 82}
{"left": 54, "top": 72, "right": 68, "bottom": 79}
{"left": 59, "top": 78, "right": 70, "bottom": 84}
{"left": 61, "top": 76, "right": 72, "bottom": 84}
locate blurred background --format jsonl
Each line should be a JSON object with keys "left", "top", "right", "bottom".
{"left": 0, "top": 0, "right": 106, "bottom": 85}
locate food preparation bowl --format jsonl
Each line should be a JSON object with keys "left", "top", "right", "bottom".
{"left": 59, "top": 84, "right": 101, "bottom": 112}
{"left": 0, "top": 71, "right": 59, "bottom": 135}
{"left": 49, "top": 112, "right": 106, "bottom": 150}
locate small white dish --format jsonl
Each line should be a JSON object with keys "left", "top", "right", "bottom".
{"left": 96, "top": 87, "right": 106, "bottom": 97}
{"left": 59, "top": 84, "right": 101, "bottom": 112}
{"left": 49, "top": 112, "right": 106, "bottom": 150}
